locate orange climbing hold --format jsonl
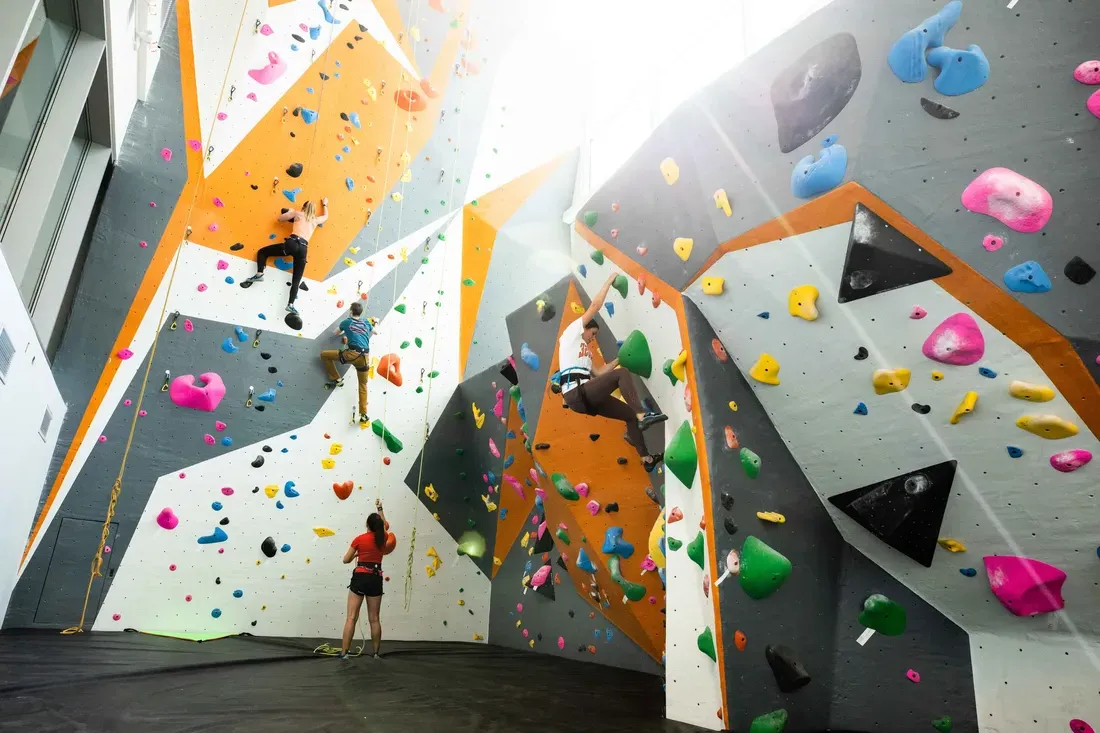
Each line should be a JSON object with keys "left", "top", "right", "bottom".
{"left": 377, "top": 354, "right": 403, "bottom": 386}
{"left": 712, "top": 339, "right": 729, "bottom": 362}
{"left": 394, "top": 89, "right": 426, "bottom": 112}
{"left": 333, "top": 480, "right": 354, "bottom": 501}
{"left": 420, "top": 78, "right": 439, "bottom": 98}
{"left": 734, "top": 630, "right": 747, "bottom": 651}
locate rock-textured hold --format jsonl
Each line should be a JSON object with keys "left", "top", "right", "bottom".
{"left": 949, "top": 391, "right": 978, "bottom": 425}
{"left": 984, "top": 555, "right": 1067, "bottom": 616}
{"left": 771, "top": 33, "right": 861, "bottom": 153}
{"left": 1016, "top": 414, "right": 1079, "bottom": 440}
{"left": 963, "top": 168, "right": 1053, "bottom": 233}
{"left": 666, "top": 420, "right": 698, "bottom": 488}
{"left": 887, "top": 1, "right": 961, "bottom": 83}
{"left": 617, "top": 330, "right": 652, "bottom": 378}
{"left": 765, "top": 644, "right": 812, "bottom": 692}
{"left": 552, "top": 473, "right": 579, "bottom": 501}
{"left": 739, "top": 536, "right": 792, "bottom": 600}
{"left": 927, "top": 44, "right": 990, "bottom": 96}
{"left": 922, "top": 313, "right": 985, "bottom": 366}
{"left": 697, "top": 626, "right": 717, "bottom": 661}
{"left": 686, "top": 531, "right": 705, "bottom": 570}
{"left": 788, "top": 285, "right": 819, "bottom": 321}
{"left": 1004, "top": 260, "right": 1052, "bottom": 293}
{"left": 748, "top": 708, "right": 789, "bottom": 733}
{"left": 1050, "top": 449, "right": 1092, "bottom": 473}
{"left": 872, "top": 368, "right": 910, "bottom": 395}
{"left": 858, "top": 593, "right": 907, "bottom": 635}
{"left": 749, "top": 354, "right": 781, "bottom": 385}
{"left": 1008, "top": 381, "right": 1054, "bottom": 402}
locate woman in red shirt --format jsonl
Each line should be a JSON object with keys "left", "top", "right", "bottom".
{"left": 340, "top": 499, "right": 396, "bottom": 658}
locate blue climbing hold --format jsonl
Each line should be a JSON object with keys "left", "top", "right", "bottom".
{"left": 221, "top": 337, "right": 239, "bottom": 354}
{"left": 345, "top": 177, "right": 354, "bottom": 192}
{"left": 349, "top": 112, "right": 361, "bottom": 129}
{"left": 534, "top": 494, "right": 543, "bottom": 507}
{"left": 233, "top": 589, "right": 243, "bottom": 598}
{"left": 308, "top": 25, "right": 321, "bottom": 40}
{"left": 283, "top": 188, "right": 301, "bottom": 203}
{"left": 291, "top": 43, "right": 299, "bottom": 52}
{"left": 576, "top": 548, "right": 596, "bottom": 573}
{"left": 791, "top": 136, "right": 848, "bottom": 199}
{"left": 212, "top": 501, "right": 223, "bottom": 511}
{"left": 605, "top": 302, "right": 615, "bottom": 317}
{"left": 274, "top": 258, "right": 292, "bottom": 271}
{"left": 487, "top": 471, "right": 497, "bottom": 485}
{"left": 959, "top": 567, "right": 977, "bottom": 577}
{"left": 300, "top": 108, "right": 318, "bottom": 125}
{"left": 601, "top": 526, "right": 634, "bottom": 559}
{"left": 503, "top": 454, "right": 514, "bottom": 469}
{"left": 520, "top": 343, "right": 539, "bottom": 371}
{"left": 281, "top": 543, "right": 291, "bottom": 553}
{"left": 1004, "top": 261, "right": 1052, "bottom": 293}
{"left": 758, "top": 312, "right": 770, "bottom": 319}
{"left": 290, "top": 435, "right": 297, "bottom": 440}
{"left": 927, "top": 45, "right": 990, "bottom": 96}
{"left": 887, "top": 0, "right": 963, "bottom": 83}
{"left": 978, "top": 367, "right": 997, "bottom": 379}
{"left": 276, "top": 380, "right": 284, "bottom": 388}
{"left": 221, "top": 437, "right": 232, "bottom": 447}
{"left": 523, "top": 560, "right": 532, "bottom": 577}
{"left": 578, "top": 264, "right": 587, "bottom": 278}
{"left": 499, "top": 508, "right": 508, "bottom": 520}
{"left": 225, "top": 276, "right": 235, "bottom": 284}
{"left": 605, "top": 628, "right": 613, "bottom": 641}
{"left": 284, "top": 481, "right": 299, "bottom": 498}
{"left": 317, "top": 0, "right": 340, "bottom": 23}
{"left": 276, "top": 500, "right": 284, "bottom": 509}
{"left": 342, "top": 146, "right": 350, "bottom": 153}
{"left": 854, "top": 402, "right": 868, "bottom": 415}
{"left": 1007, "top": 446, "right": 1024, "bottom": 458}
{"left": 197, "top": 527, "right": 228, "bottom": 544}
{"left": 335, "top": 155, "right": 342, "bottom": 162}
{"left": 517, "top": 400, "right": 527, "bottom": 423}
{"left": 281, "top": 448, "right": 288, "bottom": 453}
{"left": 235, "top": 325, "right": 248, "bottom": 342}
{"left": 306, "top": 87, "right": 314, "bottom": 94}
{"left": 211, "top": 608, "right": 222, "bottom": 618}
{"left": 258, "top": 388, "right": 277, "bottom": 403}
{"left": 258, "top": 313, "right": 266, "bottom": 320}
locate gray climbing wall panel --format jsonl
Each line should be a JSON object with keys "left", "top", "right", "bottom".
{"left": 504, "top": 277, "right": 571, "bottom": 443}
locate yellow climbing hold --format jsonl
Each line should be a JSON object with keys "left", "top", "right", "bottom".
{"left": 949, "top": 391, "right": 979, "bottom": 425}
{"left": 349, "top": 246, "right": 360, "bottom": 255}
{"left": 528, "top": 639, "right": 535, "bottom": 648}
{"left": 313, "top": 527, "right": 336, "bottom": 537}
{"left": 400, "top": 169, "right": 412, "bottom": 183}
{"left": 399, "top": 151, "right": 410, "bottom": 166}
{"left": 701, "top": 277, "right": 725, "bottom": 295}
{"left": 425, "top": 565, "right": 436, "bottom": 577}
{"left": 520, "top": 533, "right": 529, "bottom": 549}
{"left": 570, "top": 302, "right": 584, "bottom": 314}
{"left": 424, "top": 483, "right": 439, "bottom": 502}
{"left": 1016, "top": 414, "right": 1079, "bottom": 440}
{"left": 472, "top": 403, "right": 486, "bottom": 429}
{"left": 787, "top": 285, "right": 819, "bottom": 321}
{"left": 749, "top": 353, "right": 781, "bottom": 385}
{"left": 391, "top": 192, "right": 403, "bottom": 202}
{"left": 410, "top": 25, "right": 420, "bottom": 40}
{"left": 673, "top": 237, "right": 694, "bottom": 262}
{"left": 473, "top": 633, "right": 484, "bottom": 641}
{"left": 872, "top": 368, "right": 911, "bottom": 395}
{"left": 756, "top": 511, "right": 786, "bottom": 524}
{"left": 671, "top": 350, "right": 689, "bottom": 382}
{"left": 660, "top": 157, "right": 680, "bottom": 185}
{"left": 457, "top": 599, "right": 465, "bottom": 606}
{"left": 321, "top": 458, "right": 335, "bottom": 469}
{"left": 399, "top": 247, "right": 408, "bottom": 262}
{"left": 482, "top": 494, "right": 498, "bottom": 512}
{"left": 931, "top": 371, "right": 944, "bottom": 381}
{"left": 432, "top": 513, "right": 440, "bottom": 521}
{"left": 343, "top": 257, "right": 355, "bottom": 267}
{"left": 329, "top": 443, "right": 343, "bottom": 455}
{"left": 327, "top": 285, "right": 338, "bottom": 295}
{"left": 264, "top": 485, "right": 279, "bottom": 498}
{"left": 937, "top": 538, "right": 967, "bottom": 553}
{"left": 1008, "top": 381, "right": 1055, "bottom": 402}
{"left": 713, "top": 188, "right": 732, "bottom": 217}
{"left": 729, "top": 401, "right": 738, "bottom": 411}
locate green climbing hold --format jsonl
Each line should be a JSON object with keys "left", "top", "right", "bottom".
{"left": 662, "top": 359, "right": 678, "bottom": 385}
{"left": 467, "top": 519, "right": 476, "bottom": 528}
{"left": 582, "top": 210, "right": 598, "bottom": 227}
{"left": 667, "top": 537, "right": 683, "bottom": 551}
{"left": 455, "top": 448, "right": 464, "bottom": 456}
{"left": 590, "top": 250, "right": 605, "bottom": 265}
{"left": 421, "top": 257, "right": 429, "bottom": 264}
{"left": 520, "top": 422, "right": 528, "bottom": 435}
{"left": 686, "top": 531, "right": 705, "bottom": 570}
{"left": 509, "top": 385, "right": 521, "bottom": 401}
{"left": 858, "top": 594, "right": 907, "bottom": 636}
{"left": 555, "top": 527, "right": 571, "bottom": 545}
{"left": 617, "top": 330, "right": 652, "bottom": 378}
{"left": 931, "top": 716, "right": 952, "bottom": 732}
{"left": 459, "top": 472, "right": 467, "bottom": 480}
{"left": 697, "top": 626, "right": 716, "bottom": 661}
{"left": 462, "top": 278, "right": 475, "bottom": 286}
{"left": 739, "top": 536, "right": 792, "bottom": 600}
{"left": 665, "top": 420, "right": 697, "bottom": 488}
{"left": 400, "top": 341, "right": 410, "bottom": 349}
{"left": 552, "top": 473, "right": 579, "bottom": 501}
{"left": 438, "top": 233, "right": 446, "bottom": 241}
{"left": 607, "top": 555, "right": 646, "bottom": 601}
{"left": 428, "top": 370, "right": 439, "bottom": 378}
{"left": 371, "top": 420, "right": 403, "bottom": 453}
{"left": 471, "top": 200, "right": 478, "bottom": 206}
{"left": 611, "top": 274, "right": 628, "bottom": 299}
{"left": 394, "top": 304, "right": 407, "bottom": 314}
{"left": 740, "top": 447, "right": 761, "bottom": 479}
{"left": 748, "top": 709, "right": 788, "bottom": 733}
{"left": 415, "top": 386, "right": 424, "bottom": 394}
{"left": 415, "top": 337, "right": 423, "bottom": 347}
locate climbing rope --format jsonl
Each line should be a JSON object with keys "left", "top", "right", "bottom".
{"left": 61, "top": 2, "right": 252, "bottom": 635}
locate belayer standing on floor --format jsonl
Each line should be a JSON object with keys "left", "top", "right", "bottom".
{"left": 321, "top": 300, "right": 377, "bottom": 425}
{"left": 557, "top": 271, "right": 667, "bottom": 471}
{"left": 340, "top": 498, "right": 396, "bottom": 659}
{"left": 242, "top": 197, "right": 329, "bottom": 315}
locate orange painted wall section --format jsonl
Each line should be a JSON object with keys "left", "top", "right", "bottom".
{"left": 491, "top": 398, "right": 535, "bottom": 577}
{"left": 3, "top": 38, "right": 38, "bottom": 98}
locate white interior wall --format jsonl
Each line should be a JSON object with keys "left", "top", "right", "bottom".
{"left": 104, "top": 0, "right": 138, "bottom": 158}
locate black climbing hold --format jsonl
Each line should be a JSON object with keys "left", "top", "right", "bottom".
{"left": 292, "top": 34, "right": 305, "bottom": 42}
{"left": 911, "top": 403, "right": 931, "bottom": 415}
{"left": 289, "top": 132, "right": 295, "bottom": 138}
{"left": 919, "top": 97, "right": 960, "bottom": 120}
{"left": 723, "top": 517, "right": 739, "bottom": 535}
{"left": 215, "top": 577, "right": 221, "bottom": 584}
{"left": 589, "top": 434, "right": 600, "bottom": 441}
{"left": 828, "top": 460, "right": 957, "bottom": 567}
{"left": 854, "top": 346, "right": 868, "bottom": 360}
{"left": 285, "top": 312, "right": 303, "bottom": 330}
{"left": 540, "top": 303, "right": 556, "bottom": 322}
{"left": 533, "top": 524, "right": 555, "bottom": 553}
{"left": 250, "top": 184, "right": 258, "bottom": 190}
{"left": 340, "top": 112, "right": 349, "bottom": 121}
{"left": 261, "top": 537, "right": 278, "bottom": 558}
{"left": 1065, "top": 256, "right": 1096, "bottom": 285}
{"left": 255, "top": 405, "right": 265, "bottom": 412}
{"left": 251, "top": 620, "right": 257, "bottom": 626}
{"left": 568, "top": 610, "right": 575, "bottom": 618}
{"left": 535, "top": 443, "right": 550, "bottom": 450}
{"left": 771, "top": 33, "right": 862, "bottom": 153}
{"left": 319, "top": 72, "right": 330, "bottom": 81}
{"left": 838, "top": 204, "right": 952, "bottom": 304}
{"left": 219, "top": 517, "right": 229, "bottom": 526}
{"left": 285, "top": 163, "right": 303, "bottom": 178}
{"left": 358, "top": 23, "right": 367, "bottom": 31}
{"left": 346, "top": 42, "right": 354, "bottom": 49}
{"left": 260, "top": 352, "right": 272, "bottom": 360}
{"left": 251, "top": 456, "right": 265, "bottom": 468}
{"left": 268, "top": 367, "right": 278, "bottom": 374}
{"left": 536, "top": 633, "right": 543, "bottom": 641}
{"left": 616, "top": 457, "right": 628, "bottom": 465}
{"left": 280, "top": 208, "right": 289, "bottom": 214}
{"left": 299, "top": 282, "right": 309, "bottom": 292}
{"left": 645, "top": 486, "right": 662, "bottom": 506}
{"left": 720, "top": 492, "right": 734, "bottom": 511}
{"left": 605, "top": 502, "right": 619, "bottom": 513}
{"left": 239, "top": 280, "right": 254, "bottom": 289}
{"left": 499, "top": 360, "right": 518, "bottom": 386}
{"left": 354, "top": 35, "right": 362, "bottom": 41}
{"left": 556, "top": 556, "right": 567, "bottom": 570}
{"left": 765, "top": 644, "right": 812, "bottom": 692}
{"left": 230, "top": 243, "right": 244, "bottom": 251}
{"left": 252, "top": 487, "right": 260, "bottom": 493}
{"left": 292, "top": 107, "right": 301, "bottom": 117}
{"left": 578, "top": 645, "right": 586, "bottom": 653}
{"left": 262, "top": 445, "right": 272, "bottom": 452}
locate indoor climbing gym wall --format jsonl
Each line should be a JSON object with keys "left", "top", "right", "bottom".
{"left": 572, "top": 0, "right": 1100, "bottom": 731}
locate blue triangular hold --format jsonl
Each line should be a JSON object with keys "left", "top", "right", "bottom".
{"left": 258, "top": 388, "right": 277, "bottom": 403}
{"left": 854, "top": 402, "right": 868, "bottom": 415}
{"left": 758, "top": 312, "right": 770, "bottom": 319}
{"left": 576, "top": 547, "right": 595, "bottom": 573}
{"left": 282, "top": 188, "right": 301, "bottom": 203}
{"left": 197, "top": 527, "right": 228, "bottom": 544}
{"left": 1006, "top": 446, "right": 1023, "bottom": 458}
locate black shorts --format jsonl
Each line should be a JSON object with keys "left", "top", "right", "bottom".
{"left": 349, "top": 571, "right": 383, "bottom": 597}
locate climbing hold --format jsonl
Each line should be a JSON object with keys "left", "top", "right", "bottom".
{"left": 931, "top": 716, "right": 953, "bottom": 733}
{"left": 581, "top": 210, "right": 598, "bottom": 227}
{"left": 611, "top": 275, "right": 629, "bottom": 299}
{"left": 602, "top": 527, "right": 634, "bottom": 559}
{"left": 887, "top": 1, "right": 961, "bottom": 83}
{"left": 156, "top": 508, "right": 179, "bottom": 530}
{"left": 667, "top": 537, "right": 683, "bottom": 552}
{"left": 673, "top": 237, "right": 694, "bottom": 262}
{"left": 949, "top": 391, "right": 978, "bottom": 425}
{"left": 221, "top": 337, "right": 239, "bottom": 354}
{"left": 978, "top": 367, "right": 997, "bottom": 379}
{"left": 748, "top": 709, "right": 789, "bottom": 733}
{"left": 840, "top": 204, "right": 952, "bottom": 303}
{"left": 659, "top": 157, "right": 679, "bottom": 185}
{"left": 371, "top": 420, "right": 404, "bottom": 452}
{"left": 1074, "top": 60, "right": 1100, "bottom": 85}
{"left": 1070, "top": 721, "right": 1096, "bottom": 733}
{"left": 931, "top": 371, "right": 944, "bottom": 381}
{"left": 787, "top": 285, "right": 819, "bottom": 321}
{"left": 872, "top": 368, "right": 910, "bottom": 395}
{"left": 586, "top": 500, "right": 600, "bottom": 515}
{"left": 1050, "top": 449, "right": 1092, "bottom": 473}
{"left": 854, "top": 347, "right": 868, "bottom": 360}
{"left": 910, "top": 306, "right": 927, "bottom": 320}
{"left": 617, "top": 330, "right": 652, "bottom": 377}
{"left": 984, "top": 555, "right": 1066, "bottom": 616}
{"left": 666, "top": 421, "right": 698, "bottom": 488}
{"left": 280, "top": 544, "right": 291, "bottom": 553}
{"left": 937, "top": 538, "right": 967, "bottom": 553}
{"left": 927, "top": 44, "right": 989, "bottom": 96}
{"left": 333, "top": 480, "right": 353, "bottom": 500}
{"left": 791, "top": 136, "right": 847, "bottom": 198}
{"left": 724, "top": 426, "right": 739, "bottom": 450}
{"left": 1065, "top": 256, "right": 1096, "bottom": 285}
{"left": 197, "top": 527, "right": 228, "bottom": 545}
{"left": 905, "top": 669, "right": 920, "bottom": 684}
{"left": 859, "top": 593, "right": 906, "bottom": 635}
{"left": 697, "top": 627, "right": 716, "bottom": 661}
{"left": 854, "top": 402, "right": 868, "bottom": 415}
{"left": 686, "top": 532, "right": 705, "bottom": 570}
{"left": 1004, "top": 260, "right": 1052, "bottom": 293}
{"left": 283, "top": 481, "right": 299, "bottom": 498}
{"left": 377, "top": 354, "right": 402, "bottom": 386}
{"left": 982, "top": 234, "right": 1004, "bottom": 252}
{"left": 264, "top": 485, "right": 279, "bottom": 498}
{"left": 765, "top": 644, "right": 811, "bottom": 692}
{"left": 713, "top": 188, "right": 732, "bottom": 216}
{"left": 606, "top": 555, "right": 647, "bottom": 601}
{"left": 920, "top": 97, "right": 960, "bottom": 120}
{"left": 1016, "top": 415, "right": 1079, "bottom": 440}
{"left": 257, "top": 388, "right": 276, "bottom": 403}
{"left": 756, "top": 511, "right": 786, "bottom": 524}
{"left": 553, "top": 474, "right": 579, "bottom": 501}
{"left": 1006, "top": 446, "right": 1024, "bottom": 458}
{"left": 960, "top": 567, "right": 977, "bottom": 577}
{"left": 739, "top": 536, "right": 791, "bottom": 599}
{"left": 576, "top": 548, "right": 595, "bottom": 573}
{"left": 669, "top": 350, "right": 688, "bottom": 383}
{"left": 520, "top": 343, "right": 539, "bottom": 371}
{"left": 741, "top": 448, "right": 761, "bottom": 479}
{"left": 734, "top": 630, "right": 747, "bottom": 651}
{"left": 962, "top": 168, "right": 1053, "bottom": 233}
{"left": 922, "top": 313, "right": 985, "bottom": 365}
{"left": 749, "top": 354, "right": 781, "bottom": 385}
{"left": 701, "top": 277, "right": 724, "bottom": 296}
{"left": 248, "top": 51, "right": 287, "bottom": 85}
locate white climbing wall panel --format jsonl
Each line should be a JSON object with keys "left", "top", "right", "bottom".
{"left": 570, "top": 229, "right": 724, "bottom": 730}
{"left": 686, "top": 220, "right": 1100, "bottom": 642}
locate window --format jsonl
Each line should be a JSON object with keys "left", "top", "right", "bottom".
{"left": 39, "top": 406, "right": 52, "bottom": 440}
{"left": 0, "top": 326, "right": 14, "bottom": 381}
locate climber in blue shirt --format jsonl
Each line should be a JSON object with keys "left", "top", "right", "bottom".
{"left": 321, "top": 301, "right": 378, "bottom": 424}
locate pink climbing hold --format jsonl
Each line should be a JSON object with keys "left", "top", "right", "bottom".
{"left": 160, "top": 148, "right": 172, "bottom": 162}
{"left": 537, "top": 521, "right": 547, "bottom": 539}
{"left": 103, "top": 545, "right": 111, "bottom": 554}
{"left": 982, "top": 234, "right": 1004, "bottom": 252}
{"left": 208, "top": 223, "right": 218, "bottom": 232}
{"left": 984, "top": 555, "right": 1067, "bottom": 616}
{"left": 169, "top": 372, "right": 227, "bottom": 411}
{"left": 246, "top": 92, "right": 257, "bottom": 102}
{"left": 648, "top": 596, "right": 657, "bottom": 604}
{"left": 575, "top": 482, "right": 589, "bottom": 498}
{"left": 248, "top": 52, "right": 287, "bottom": 85}
{"left": 909, "top": 306, "right": 926, "bottom": 320}
{"left": 522, "top": 629, "right": 529, "bottom": 638}
{"left": 516, "top": 603, "right": 523, "bottom": 613}
{"left": 150, "top": 201, "right": 157, "bottom": 207}
{"left": 170, "top": 564, "right": 177, "bottom": 571}
{"left": 906, "top": 669, "right": 921, "bottom": 683}
{"left": 529, "top": 468, "right": 538, "bottom": 484}
{"left": 504, "top": 474, "right": 525, "bottom": 500}
{"left": 221, "top": 487, "right": 234, "bottom": 495}
{"left": 179, "top": 472, "right": 186, "bottom": 479}
{"left": 703, "top": 574, "right": 710, "bottom": 597}
{"left": 922, "top": 313, "right": 985, "bottom": 366}
{"left": 185, "top": 595, "right": 192, "bottom": 602}
{"left": 215, "top": 420, "right": 227, "bottom": 431}
{"left": 184, "top": 319, "right": 194, "bottom": 332}
{"left": 218, "top": 548, "right": 224, "bottom": 554}
{"left": 216, "top": 260, "right": 229, "bottom": 270}
{"left": 187, "top": 139, "right": 201, "bottom": 151}
{"left": 213, "top": 197, "right": 225, "bottom": 208}
{"left": 1088, "top": 90, "right": 1100, "bottom": 120}
{"left": 610, "top": 228, "right": 619, "bottom": 238}
{"left": 112, "top": 613, "right": 121, "bottom": 621}
{"left": 530, "top": 565, "right": 552, "bottom": 589}
{"left": 123, "top": 399, "right": 132, "bottom": 406}
{"left": 492, "top": 389, "right": 504, "bottom": 417}
{"left": 138, "top": 410, "right": 148, "bottom": 417}
{"left": 260, "top": 23, "right": 274, "bottom": 36}
{"left": 139, "top": 240, "right": 148, "bottom": 248}
{"left": 1074, "top": 61, "right": 1100, "bottom": 85}
{"left": 640, "top": 556, "right": 656, "bottom": 572}
{"left": 1070, "top": 719, "right": 1096, "bottom": 733}
{"left": 217, "top": 112, "right": 227, "bottom": 121}
{"left": 157, "top": 508, "right": 179, "bottom": 530}
{"left": 586, "top": 500, "right": 600, "bottom": 516}
{"left": 204, "top": 434, "right": 216, "bottom": 445}
{"left": 534, "top": 487, "right": 546, "bottom": 500}
{"left": 1050, "top": 449, "right": 1092, "bottom": 473}
{"left": 117, "top": 348, "right": 134, "bottom": 360}
{"left": 557, "top": 636, "right": 565, "bottom": 650}
{"left": 98, "top": 435, "right": 107, "bottom": 443}
{"left": 488, "top": 438, "right": 500, "bottom": 458}
{"left": 299, "top": 23, "right": 309, "bottom": 31}
{"left": 197, "top": 283, "right": 208, "bottom": 292}
{"left": 962, "top": 168, "right": 1053, "bottom": 233}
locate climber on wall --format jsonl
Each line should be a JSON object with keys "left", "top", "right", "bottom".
{"left": 321, "top": 300, "right": 377, "bottom": 425}
{"left": 339, "top": 498, "right": 396, "bottom": 659}
{"left": 242, "top": 197, "right": 330, "bottom": 314}
{"left": 558, "top": 271, "right": 667, "bottom": 472}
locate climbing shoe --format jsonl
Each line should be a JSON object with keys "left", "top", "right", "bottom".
{"left": 324, "top": 379, "right": 344, "bottom": 389}
{"left": 337, "top": 651, "right": 349, "bottom": 660}
{"left": 639, "top": 411, "right": 668, "bottom": 431}
{"left": 644, "top": 453, "right": 664, "bottom": 474}
{"left": 244, "top": 273, "right": 264, "bottom": 283}
{"left": 359, "top": 414, "right": 369, "bottom": 425}
{"left": 286, "top": 303, "right": 299, "bottom": 315}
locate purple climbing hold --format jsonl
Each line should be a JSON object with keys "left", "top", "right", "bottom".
{"left": 983, "top": 555, "right": 1066, "bottom": 616}
{"left": 922, "top": 313, "right": 985, "bottom": 366}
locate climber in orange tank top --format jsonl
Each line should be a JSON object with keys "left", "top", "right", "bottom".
{"left": 339, "top": 498, "right": 396, "bottom": 658}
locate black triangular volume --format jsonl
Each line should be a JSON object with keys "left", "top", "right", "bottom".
{"left": 828, "top": 460, "right": 957, "bottom": 567}
{"left": 837, "top": 203, "right": 952, "bottom": 304}
{"left": 532, "top": 522, "right": 555, "bottom": 554}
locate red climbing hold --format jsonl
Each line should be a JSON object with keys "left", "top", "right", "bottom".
{"left": 378, "top": 354, "right": 403, "bottom": 386}
{"left": 333, "top": 480, "right": 354, "bottom": 501}
{"left": 395, "top": 89, "right": 426, "bottom": 112}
